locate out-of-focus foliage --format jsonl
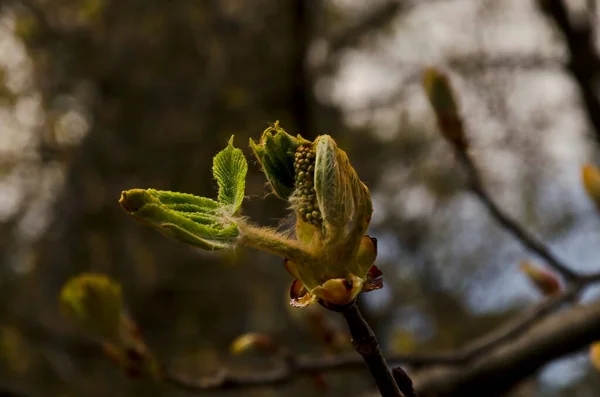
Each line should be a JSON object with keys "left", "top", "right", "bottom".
{"left": 60, "top": 273, "right": 123, "bottom": 341}
{"left": 0, "top": 0, "right": 599, "bottom": 396}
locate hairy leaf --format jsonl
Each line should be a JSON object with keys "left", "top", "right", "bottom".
{"left": 249, "top": 121, "right": 308, "bottom": 199}
{"left": 213, "top": 136, "right": 247, "bottom": 214}
{"left": 120, "top": 189, "right": 238, "bottom": 250}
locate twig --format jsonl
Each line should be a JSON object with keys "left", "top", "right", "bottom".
{"left": 158, "top": 282, "right": 595, "bottom": 394}
{"left": 413, "top": 296, "right": 600, "bottom": 396}
{"left": 455, "top": 149, "right": 580, "bottom": 282}
{"left": 538, "top": 0, "right": 600, "bottom": 144}
{"left": 337, "top": 302, "right": 404, "bottom": 397}
{"left": 455, "top": 283, "right": 580, "bottom": 362}
{"left": 393, "top": 367, "right": 418, "bottom": 397}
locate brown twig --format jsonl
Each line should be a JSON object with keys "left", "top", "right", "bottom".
{"left": 159, "top": 282, "right": 596, "bottom": 394}
{"left": 455, "top": 148, "right": 580, "bottom": 282}
{"left": 538, "top": 0, "right": 600, "bottom": 143}
{"left": 413, "top": 297, "right": 600, "bottom": 396}
{"left": 337, "top": 302, "right": 404, "bottom": 397}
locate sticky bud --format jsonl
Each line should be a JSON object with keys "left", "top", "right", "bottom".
{"left": 247, "top": 123, "right": 378, "bottom": 307}
{"left": 582, "top": 164, "right": 600, "bottom": 211}
{"left": 230, "top": 333, "right": 280, "bottom": 355}
{"left": 590, "top": 341, "right": 600, "bottom": 371}
{"left": 422, "top": 67, "right": 467, "bottom": 149}
{"left": 519, "top": 261, "right": 561, "bottom": 296}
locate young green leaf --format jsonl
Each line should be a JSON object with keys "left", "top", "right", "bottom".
{"left": 249, "top": 121, "right": 308, "bottom": 199}
{"left": 120, "top": 189, "right": 238, "bottom": 250}
{"left": 213, "top": 136, "right": 247, "bottom": 214}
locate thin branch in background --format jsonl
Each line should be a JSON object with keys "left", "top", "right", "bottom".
{"left": 455, "top": 148, "right": 580, "bottom": 282}
{"left": 539, "top": 0, "right": 600, "bottom": 144}
{"left": 413, "top": 296, "right": 600, "bottom": 396}
{"left": 157, "top": 278, "right": 600, "bottom": 394}
{"left": 423, "top": 67, "right": 580, "bottom": 282}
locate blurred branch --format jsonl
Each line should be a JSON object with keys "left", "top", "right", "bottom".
{"left": 447, "top": 54, "right": 563, "bottom": 73}
{"left": 456, "top": 148, "right": 580, "bottom": 282}
{"left": 423, "top": 67, "right": 580, "bottom": 282}
{"left": 327, "top": 1, "right": 405, "bottom": 56}
{"left": 539, "top": 0, "right": 600, "bottom": 143}
{"left": 0, "top": 389, "right": 29, "bottom": 397}
{"left": 161, "top": 289, "right": 599, "bottom": 394}
{"left": 413, "top": 298, "right": 600, "bottom": 396}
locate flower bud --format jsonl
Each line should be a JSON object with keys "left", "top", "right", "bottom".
{"left": 519, "top": 260, "right": 561, "bottom": 297}
{"left": 583, "top": 164, "right": 600, "bottom": 211}
{"left": 422, "top": 67, "right": 467, "bottom": 149}
{"left": 249, "top": 121, "right": 310, "bottom": 199}
{"left": 247, "top": 124, "right": 377, "bottom": 306}
{"left": 590, "top": 341, "right": 600, "bottom": 371}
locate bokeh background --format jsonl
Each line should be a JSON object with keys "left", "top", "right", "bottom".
{"left": 1, "top": 0, "right": 600, "bottom": 396}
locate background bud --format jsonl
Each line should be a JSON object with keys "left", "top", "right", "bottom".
{"left": 60, "top": 273, "right": 123, "bottom": 341}
{"left": 422, "top": 67, "right": 467, "bottom": 150}
{"left": 582, "top": 164, "right": 600, "bottom": 211}
{"left": 519, "top": 260, "right": 561, "bottom": 296}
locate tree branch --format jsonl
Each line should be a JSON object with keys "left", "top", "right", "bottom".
{"left": 338, "top": 302, "right": 404, "bottom": 397}
{"left": 327, "top": 1, "right": 405, "bottom": 57}
{"left": 161, "top": 290, "right": 598, "bottom": 394}
{"left": 539, "top": 0, "right": 600, "bottom": 143}
{"left": 413, "top": 299, "right": 600, "bottom": 396}
{"left": 455, "top": 148, "right": 580, "bottom": 282}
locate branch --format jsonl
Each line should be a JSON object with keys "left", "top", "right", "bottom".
{"left": 455, "top": 148, "right": 580, "bottom": 282}
{"left": 162, "top": 290, "right": 598, "bottom": 395}
{"left": 165, "top": 301, "right": 407, "bottom": 396}
{"left": 327, "top": 1, "right": 405, "bottom": 56}
{"left": 160, "top": 286, "right": 581, "bottom": 392}
{"left": 338, "top": 302, "right": 403, "bottom": 397}
{"left": 539, "top": 0, "right": 600, "bottom": 143}
{"left": 413, "top": 299, "right": 600, "bottom": 396}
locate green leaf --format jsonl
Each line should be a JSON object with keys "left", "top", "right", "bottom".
{"left": 120, "top": 189, "right": 238, "bottom": 250}
{"left": 213, "top": 136, "right": 247, "bottom": 214}
{"left": 249, "top": 121, "right": 308, "bottom": 199}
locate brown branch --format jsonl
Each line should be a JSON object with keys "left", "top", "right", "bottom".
{"left": 161, "top": 289, "right": 597, "bottom": 394}
{"left": 413, "top": 298, "right": 600, "bottom": 396}
{"left": 159, "top": 285, "right": 581, "bottom": 392}
{"left": 539, "top": 0, "right": 600, "bottom": 143}
{"left": 455, "top": 148, "right": 580, "bottom": 282}
{"left": 326, "top": 1, "right": 405, "bottom": 58}
{"left": 338, "top": 302, "right": 403, "bottom": 397}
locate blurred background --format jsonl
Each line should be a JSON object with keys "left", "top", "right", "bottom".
{"left": 1, "top": 0, "right": 600, "bottom": 396}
